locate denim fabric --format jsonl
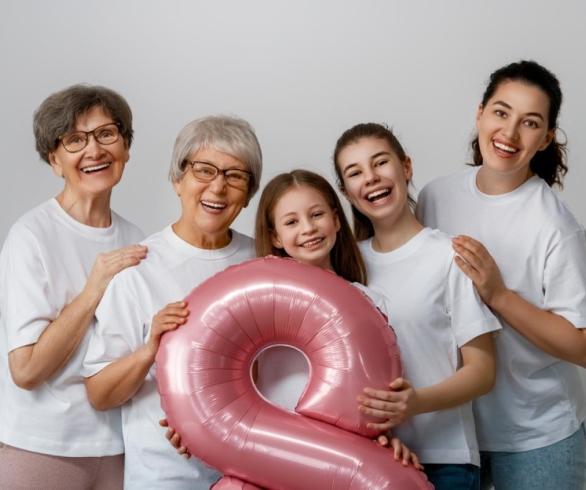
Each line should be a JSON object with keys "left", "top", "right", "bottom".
{"left": 480, "top": 424, "right": 586, "bottom": 490}
{"left": 424, "top": 463, "right": 480, "bottom": 490}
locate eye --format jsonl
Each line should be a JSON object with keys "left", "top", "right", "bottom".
{"left": 374, "top": 159, "right": 389, "bottom": 167}
{"left": 64, "top": 133, "right": 85, "bottom": 145}
{"left": 494, "top": 109, "right": 507, "bottom": 118}
{"left": 345, "top": 169, "right": 360, "bottom": 178}
{"left": 523, "top": 119, "right": 540, "bottom": 129}
{"left": 284, "top": 219, "right": 297, "bottom": 226}
{"left": 312, "top": 211, "right": 325, "bottom": 218}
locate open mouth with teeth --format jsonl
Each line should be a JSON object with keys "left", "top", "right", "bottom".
{"left": 492, "top": 140, "right": 519, "bottom": 155}
{"left": 201, "top": 200, "right": 227, "bottom": 211}
{"left": 300, "top": 237, "right": 324, "bottom": 248}
{"left": 81, "top": 162, "right": 112, "bottom": 174}
{"left": 366, "top": 188, "right": 392, "bottom": 202}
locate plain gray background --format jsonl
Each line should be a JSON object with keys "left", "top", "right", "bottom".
{"left": 1, "top": 1, "right": 586, "bottom": 475}
{"left": 1, "top": 0, "right": 585, "bottom": 241}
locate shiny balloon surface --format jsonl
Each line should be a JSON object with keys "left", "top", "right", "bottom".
{"left": 157, "top": 257, "right": 432, "bottom": 489}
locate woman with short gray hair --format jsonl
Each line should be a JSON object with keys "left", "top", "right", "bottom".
{"left": 83, "top": 115, "right": 262, "bottom": 489}
{"left": 0, "top": 84, "right": 145, "bottom": 489}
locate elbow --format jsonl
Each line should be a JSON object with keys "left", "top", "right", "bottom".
{"left": 10, "top": 366, "right": 44, "bottom": 391}
{"left": 84, "top": 377, "right": 113, "bottom": 411}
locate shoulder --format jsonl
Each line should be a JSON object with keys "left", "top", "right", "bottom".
{"left": 531, "top": 181, "right": 583, "bottom": 236}
{"left": 418, "top": 168, "right": 472, "bottom": 199}
{"left": 111, "top": 211, "right": 145, "bottom": 242}
{"left": 2, "top": 200, "right": 57, "bottom": 251}
{"left": 229, "top": 230, "right": 255, "bottom": 257}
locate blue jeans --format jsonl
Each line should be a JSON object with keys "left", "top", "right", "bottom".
{"left": 424, "top": 464, "right": 479, "bottom": 490}
{"left": 480, "top": 424, "right": 586, "bottom": 490}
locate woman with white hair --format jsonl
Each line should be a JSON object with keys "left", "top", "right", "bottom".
{"left": 83, "top": 115, "right": 263, "bottom": 489}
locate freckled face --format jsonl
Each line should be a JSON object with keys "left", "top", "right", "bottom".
{"left": 476, "top": 80, "right": 553, "bottom": 180}
{"left": 337, "top": 137, "right": 412, "bottom": 228}
{"left": 271, "top": 185, "right": 340, "bottom": 270}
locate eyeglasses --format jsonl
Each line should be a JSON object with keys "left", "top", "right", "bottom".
{"left": 185, "top": 160, "right": 252, "bottom": 190}
{"left": 58, "top": 123, "right": 121, "bottom": 153}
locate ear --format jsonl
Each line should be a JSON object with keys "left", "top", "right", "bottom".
{"left": 172, "top": 178, "right": 182, "bottom": 197}
{"left": 271, "top": 231, "right": 284, "bottom": 250}
{"left": 403, "top": 156, "right": 414, "bottom": 183}
{"left": 48, "top": 152, "right": 63, "bottom": 178}
{"left": 332, "top": 209, "right": 341, "bottom": 233}
{"left": 538, "top": 129, "right": 555, "bottom": 152}
{"left": 476, "top": 103, "right": 484, "bottom": 122}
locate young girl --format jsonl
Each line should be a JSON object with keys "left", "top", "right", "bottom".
{"left": 333, "top": 123, "right": 501, "bottom": 490}
{"left": 253, "top": 169, "right": 422, "bottom": 469}
{"left": 417, "top": 60, "right": 586, "bottom": 490}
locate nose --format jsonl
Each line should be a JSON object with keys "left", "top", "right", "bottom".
{"left": 208, "top": 172, "right": 228, "bottom": 193}
{"left": 362, "top": 166, "right": 380, "bottom": 185}
{"left": 502, "top": 117, "right": 521, "bottom": 141}
{"left": 300, "top": 217, "right": 317, "bottom": 235}
{"left": 83, "top": 133, "right": 107, "bottom": 158}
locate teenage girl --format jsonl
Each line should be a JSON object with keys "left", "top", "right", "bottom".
{"left": 333, "top": 123, "right": 501, "bottom": 490}
{"left": 417, "top": 60, "right": 586, "bottom": 490}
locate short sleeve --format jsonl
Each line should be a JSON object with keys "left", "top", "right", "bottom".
{"left": 445, "top": 256, "right": 501, "bottom": 347}
{"left": 0, "top": 224, "right": 57, "bottom": 350}
{"left": 543, "top": 230, "right": 586, "bottom": 328}
{"left": 82, "top": 274, "right": 147, "bottom": 377}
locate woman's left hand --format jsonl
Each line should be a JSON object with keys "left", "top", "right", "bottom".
{"left": 358, "top": 377, "right": 419, "bottom": 430}
{"left": 452, "top": 235, "right": 508, "bottom": 308}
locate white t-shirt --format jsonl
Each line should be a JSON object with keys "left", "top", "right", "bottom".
{"left": 83, "top": 225, "right": 255, "bottom": 490}
{"left": 359, "top": 227, "right": 501, "bottom": 466}
{"left": 255, "top": 282, "right": 388, "bottom": 412}
{"left": 417, "top": 167, "right": 586, "bottom": 452}
{"left": 0, "top": 198, "right": 143, "bottom": 456}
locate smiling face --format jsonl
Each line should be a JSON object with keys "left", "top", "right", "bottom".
{"left": 48, "top": 105, "right": 129, "bottom": 197}
{"left": 173, "top": 146, "right": 249, "bottom": 248}
{"left": 337, "top": 137, "right": 412, "bottom": 229}
{"left": 476, "top": 80, "right": 554, "bottom": 185}
{"left": 270, "top": 185, "right": 340, "bottom": 270}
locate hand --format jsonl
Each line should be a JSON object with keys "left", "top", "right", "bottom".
{"left": 159, "top": 418, "right": 191, "bottom": 459}
{"left": 358, "top": 377, "right": 419, "bottom": 430}
{"left": 452, "top": 235, "right": 508, "bottom": 308}
{"left": 145, "top": 302, "right": 189, "bottom": 359}
{"left": 85, "top": 244, "right": 147, "bottom": 299}
{"left": 376, "top": 434, "right": 424, "bottom": 470}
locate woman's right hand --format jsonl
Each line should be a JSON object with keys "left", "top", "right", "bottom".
{"left": 160, "top": 418, "right": 191, "bottom": 458}
{"left": 144, "top": 301, "right": 190, "bottom": 360}
{"left": 85, "top": 244, "right": 147, "bottom": 299}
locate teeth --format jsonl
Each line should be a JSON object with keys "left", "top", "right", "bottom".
{"left": 493, "top": 141, "right": 518, "bottom": 153}
{"left": 301, "top": 238, "right": 322, "bottom": 248}
{"left": 81, "top": 162, "right": 111, "bottom": 173}
{"left": 367, "top": 189, "right": 391, "bottom": 201}
{"left": 202, "top": 200, "right": 226, "bottom": 209}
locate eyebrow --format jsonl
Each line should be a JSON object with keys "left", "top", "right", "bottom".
{"left": 343, "top": 151, "right": 393, "bottom": 173}
{"left": 492, "top": 100, "right": 545, "bottom": 121}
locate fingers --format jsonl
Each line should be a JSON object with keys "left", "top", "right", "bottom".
{"left": 159, "top": 418, "right": 169, "bottom": 427}
{"left": 377, "top": 434, "right": 389, "bottom": 447}
{"left": 411, "top": 452, "right": 424, "bottom": 471}
{"left": 366, "top": 420, "right": 395, "bottom": 431}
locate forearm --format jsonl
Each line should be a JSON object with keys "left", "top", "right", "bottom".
{"left": 8, "top": 287, "right": 102, "bottom": 389}
{"left": 492, "top": 289, "right": 586, "bottom": 367}
{"left": 85, "top": 345, "right": 155, "bottom": 410}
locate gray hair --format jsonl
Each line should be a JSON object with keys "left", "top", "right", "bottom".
{"left": 169, "top": 115, "right": 263, "bottom": 199}
{"left": 33, "top": 84, "right": 133, "bottom": 164}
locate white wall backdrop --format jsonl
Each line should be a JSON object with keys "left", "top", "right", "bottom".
{"left": 1, "top": 0, "right": 585, "bottom": 241}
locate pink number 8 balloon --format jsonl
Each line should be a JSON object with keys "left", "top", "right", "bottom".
{"left": 157, "top": 257, "right": 432, "bottom": 489}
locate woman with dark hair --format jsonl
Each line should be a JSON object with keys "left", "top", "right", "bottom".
{"left": 0, "top": 84, "right": 145, "bottom": 488}
{"left": 417, "top": 60, "right": 586, "bottom": 490}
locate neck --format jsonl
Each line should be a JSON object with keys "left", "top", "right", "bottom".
{"left": 371, "top": 208, "right": 423, "bottom": 253}
{"left": 172, "top": 219, "right": 231, "bottom": 250}
{"left": 476, "top": 165, "right": 533, "bottom": 195}
{"left": 56, "top": 187, "right": 112, "bottom": 227}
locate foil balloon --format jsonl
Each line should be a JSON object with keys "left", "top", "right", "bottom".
{"left": 157, "top": 257, "right": 432, "bottom": 489}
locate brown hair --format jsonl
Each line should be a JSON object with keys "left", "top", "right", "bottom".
{"left": 333, "top": 122, "right": 415, "bottom": 240}
{"left": 255, "top": 169, "right": 367, "bottom": 284}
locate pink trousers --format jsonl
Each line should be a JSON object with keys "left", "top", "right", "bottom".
{"left": 0, "top": 443, "right": 123, "bottom": 490}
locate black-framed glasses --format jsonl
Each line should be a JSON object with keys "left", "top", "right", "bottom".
{"left": 185, "top": 160, "right": 252, "bottom": 190}
{"left": 58, "top": 122, "right": 121, "bottom": 153}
